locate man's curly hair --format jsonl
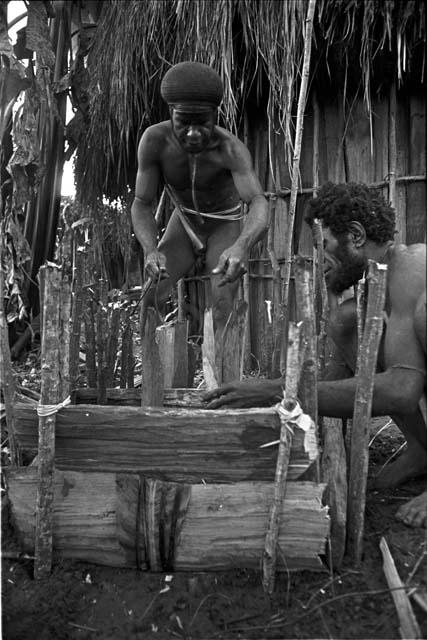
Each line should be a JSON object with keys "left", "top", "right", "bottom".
{"left": 305, "top": 182, "right": 396, "bottom": 243}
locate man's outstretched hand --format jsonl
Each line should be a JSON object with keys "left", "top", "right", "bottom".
{"left": 203, "top": 378, "right": 284, "bottom": 409}
{"left": 212, "top": 244, "right": 247, "bottom": 287}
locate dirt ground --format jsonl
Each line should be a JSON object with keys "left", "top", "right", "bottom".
{"left": 2, "top": 360, "right": 427, "bottom": 639}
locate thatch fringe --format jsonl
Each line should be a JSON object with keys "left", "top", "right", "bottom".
{"left": 76, "top": 0, "right": 425, "bottom": 203}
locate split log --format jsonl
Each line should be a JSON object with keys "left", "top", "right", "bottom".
{"left": 220, "top": 299, "right": 248, "bottom": 383}
{"left": 156, "top": 320, "right": 189, "bottom": 388}
{"left": 14, "top": 404, "right": 319, "bottom": 482}
{"left": 347, "top": 261, "right": 387, "bottom": 564}
{"left": 141, "top": 308, "right": 164, "bottom": 406}
{"left": 202, "top": 308, "right": 219, "bottom": 389}
{"left": 75, "top": 387, "right": 205, "bottom": 408}
{"left": 5, "top": 467, "right": 329, "bottom": 572}
{"left": 320, "top": 417, "right": 347, "bottom": 569}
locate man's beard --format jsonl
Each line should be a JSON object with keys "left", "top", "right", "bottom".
{"left": 327, "top": 243, "right": 367, "bottom": 295}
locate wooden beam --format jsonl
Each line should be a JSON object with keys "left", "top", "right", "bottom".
{"left": 5, "top": 468, "right": 329, "bottom": 572}
{"left": 14, "top": 404, "right": 319, "bottom": 482}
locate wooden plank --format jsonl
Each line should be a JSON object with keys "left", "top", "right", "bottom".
{"left": 345, "top": 98, "right": 375, "bottom": 183}
{"left": 14, "top": 404, "right": 319, "bottom": 482}
{"left": 407, "top": 93, "right": 426, "bottom": 243}
{"left": 5, "top": 467, "right": 329, "bottom": 572}
{"left": 220, "top": 299, "right": 247, "bottom": 383}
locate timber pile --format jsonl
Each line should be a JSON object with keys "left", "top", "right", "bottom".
{"left": 5, "top": 468, "right": 329, "bottom": 571}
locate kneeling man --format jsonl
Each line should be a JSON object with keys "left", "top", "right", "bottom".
{"left": 205, "top": 182, "right": 427, "bottom": 528}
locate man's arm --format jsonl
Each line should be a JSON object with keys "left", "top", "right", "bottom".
{"left": 212, "top": 139, "right": 269, "bottom": 285}
{"left": 131, "top": 128, "right": 168, "bottom": 278}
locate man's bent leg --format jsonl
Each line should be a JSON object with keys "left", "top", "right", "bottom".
{"left": 142, "top": 210, "right": 197, "bottom": 322}
{"left": 205, "top": 220, "right": 241, "bottom": 337}
{"left": 395, "top": 490, "right": 427, "bottom": 528}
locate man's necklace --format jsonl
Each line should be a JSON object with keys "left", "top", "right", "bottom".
{"left": 188, "top": 154, "right": 204, "bottom": 224}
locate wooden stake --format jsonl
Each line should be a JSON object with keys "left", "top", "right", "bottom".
{"left": 34, "top": 263, "right": 62, "bottom": 579}
{"left": 263, "top": 321, "right": 303, "bottom": 594}
{"left": 347, "top": 261, "right": 387, "bottom": 564}
{"left": 380, "top": 537, "right": 421, "bottom": 639}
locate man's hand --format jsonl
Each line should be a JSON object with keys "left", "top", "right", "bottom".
{"left": 203, "top": 378, "right": 284, "bottom": 409}
{"left": 212, "top": 244, "right": 247, "bottom": 287}
{"left": 144, "top": 249, "right": 169, "bottom": 281}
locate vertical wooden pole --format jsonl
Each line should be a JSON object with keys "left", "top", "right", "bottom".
{"left": 278, "top": 0, "right": 317, "bottom": 373}
{"left": 347, "top": 261, "right": 387, "bottom": 564}
{"left": 69, "top": 248, "right": 84, "bottom": 403}
{"left": 220, "top": 299, "right": 248, "bottom": 383}
{"left": 263, "top": 321, "right": 303, "bottom": 594}
{"left": 34, "top": 263, "right": 62, "bottom": 579}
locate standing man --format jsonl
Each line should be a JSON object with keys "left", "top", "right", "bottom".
{"left": 204, "top": 182, "right": 427, "bottom": 528}
{"left": 131, "top": 61, "right": 268, "bottom": 336}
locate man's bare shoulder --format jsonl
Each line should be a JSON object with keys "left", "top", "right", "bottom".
{"left": 214, "top": 126, "right": 252, "bottom": 165}
{"left": 388, "top": 243, "right": 426, "bottom": 305}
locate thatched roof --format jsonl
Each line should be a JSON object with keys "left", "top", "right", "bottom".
{"left": 75, "top": 0, "right": 426, "bottom": 204}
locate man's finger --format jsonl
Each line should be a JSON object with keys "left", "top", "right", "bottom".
{"left": 211, "top": 254, "right": 228, "bottom": 275}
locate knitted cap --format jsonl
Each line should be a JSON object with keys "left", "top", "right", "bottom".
{"left": 160, "top": 61, "right": 223, "bottom": 107}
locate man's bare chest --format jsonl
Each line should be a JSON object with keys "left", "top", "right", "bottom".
{"left": 160, "top": 147, "right": 231, "bottom": 191}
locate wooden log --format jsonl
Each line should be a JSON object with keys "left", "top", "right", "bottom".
{"left": 5, "top": 467, "right": 329, "bottom": 572}
{"left": 379, "top": 537, "right": 421, "bottom": 639}
{"left": 34, "top": 263, "right": 62, "bottom": 579}
{"left": 14, "top": 403, "right": 319, "bottom": 482}
{"left": 347, "top": 261, "right": 387, "bottom": 564}
{"left": 156, "top": 320, "right": 189, "bottom": 388}
{"left": 141, "top": 308, "right": 164, "bottom": 406}
{"left": 75, "top": 387, "right": 205, "bottom": 408}
{"left": 263, "top": 321, "right": 303, "bottom": 594}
